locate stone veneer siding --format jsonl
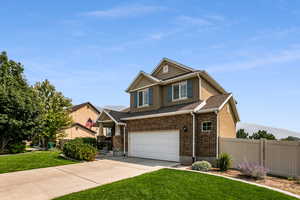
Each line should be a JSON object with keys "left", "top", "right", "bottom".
{"left": 116, "top": 112, "right": 218, "bottom": 164}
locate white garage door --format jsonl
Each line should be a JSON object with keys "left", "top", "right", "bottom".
{"left": 128, "top": 130, "right": 179, "bottom": 162}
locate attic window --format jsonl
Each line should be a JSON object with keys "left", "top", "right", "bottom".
{"left": 163, "top": 65, "right": 169, "bottom": 73}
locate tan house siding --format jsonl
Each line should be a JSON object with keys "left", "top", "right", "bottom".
{"left": 153, "top": 61, "right": 189, "bottom": 80}
{"left": 201, "top": 78, "right": 221, "bottom": 100}
{"left": 70, "top": 105, "right": 99, "bottom": 126}
{"left": 219, "top": 102, "right": 236, "bottom": 138}
{"left": 162, "top": 77, "right": 199, "bottom": 107}
{"left": 129, "top": 75, "right": 157, "bottom": 91}
{"left": 130, "top": 85, "right": 161, "bottom": 112}
{"left": 64, "top": 125, "right": 96, "bottom": 139}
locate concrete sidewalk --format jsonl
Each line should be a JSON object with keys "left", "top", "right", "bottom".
{"left": 0, "top": 159, "right": 176, "bottom": 200}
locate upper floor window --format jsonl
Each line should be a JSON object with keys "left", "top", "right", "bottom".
{"left": 202, "top": 121, "right": 212, "bottom": 132}
{"left": 163, "top": 65, "right": 169, "bottom": 73}
{"left": 172, "top": 81, "right": 187, "bottom": 101}
{"left": 138, "top": 88, "right": 149, "bottom": 107}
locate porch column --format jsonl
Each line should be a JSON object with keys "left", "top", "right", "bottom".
{"left": 123, "top": 125, "right": 126, "bottom": 157}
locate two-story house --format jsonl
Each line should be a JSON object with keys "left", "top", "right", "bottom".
{"left": 98, "top": 58, "right": 239, "bottom": 164}
{"left": 64, "top": 102, "right": 100, "bottom": 139}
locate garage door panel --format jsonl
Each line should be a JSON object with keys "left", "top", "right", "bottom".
{"left": 128, "top": 130, "right": 179, "bottom": 162}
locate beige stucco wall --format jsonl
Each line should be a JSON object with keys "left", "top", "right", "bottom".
{"left": 153, "top": 61, "right": 188, "bottom": 80}
{"left": 201, "top": 78, "right": 221, "bottom": 100}
{"left": 64, "top": 125, "right": 96, "bottom": 139}
{"left": 218, "top": 102, "right": 236, "bottom": 138}
{"left": 70, "top": 105, "right": 99, "bottom": 125}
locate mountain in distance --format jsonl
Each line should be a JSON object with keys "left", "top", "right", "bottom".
{"left": 97, "top": 105, "right": 127, "bottom": 112}
{"left": 237, "top": 122, "right": 300, "bottom": 139}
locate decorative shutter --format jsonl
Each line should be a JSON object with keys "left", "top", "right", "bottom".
{"left": 133, "top": 92, "right": 137, "bottom": 108}
{"left": 187, "top": 79, "right": 193, "bottom": 98}
{"left": 148, "top": 87, "right": 153, "bottom": 105}
{"left": 167, "top": 85, "right": 172, "bottom": 102}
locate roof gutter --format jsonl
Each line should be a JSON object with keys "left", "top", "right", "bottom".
{"left": 121, "top": 109, "right": 194, "bottom": 121}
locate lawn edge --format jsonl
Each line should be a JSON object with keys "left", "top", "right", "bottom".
{"left": 169, "top": 167, "right": 300, "bottom": 199}
{"left": 0, "top": 151, "right": 79, "bottom": 175}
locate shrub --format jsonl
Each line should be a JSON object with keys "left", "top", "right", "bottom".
{"left": 63, "top": 139, "right": 97, "bottom": 161}
{"left": 217, "top": 153, "right": 231, "bottom": 171}
{"left": 8, "top": 142, "right": 26, "bottom": 154}
{"left": 238, "top": 161, "right": 269, "bottom": 179}
{"left": 79, "top": 137, "right": 97, "bottom": 148}
{"left": 192, "top": 161, "right": 212, "bottom": 172}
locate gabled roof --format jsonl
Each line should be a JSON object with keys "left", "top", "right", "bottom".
{"left": 97, "top": 93, "right": 239, "bottom": 122}
{"left": 125, "top": 71, "right": 161, "bottom": 92}
{"left": 126, "top": 58, "right": 227, "bottom": 95}
{"left": 197, "top": 93, "right": 240, "bottom": 122}
{"left": 71, "top": 102, "right": 100, "bottom": 114}
{"left": 98, "top": 109, "right": 126, "bottom": 125}
{"left": 71, "top": 123, "right": 97, "bottom": 134}
{"left": 151, "top": 57, "right": 196, "bottom": 76}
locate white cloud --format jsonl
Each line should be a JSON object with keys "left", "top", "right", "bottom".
{"left": 207, "top": 47, "right": 300, "bottom": 72}
{"left": 82, "top": 5, "right": 165, "bottom": 18}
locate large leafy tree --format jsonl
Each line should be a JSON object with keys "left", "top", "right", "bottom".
{"left": 0, "top": 52, "right": 40, "bottom": 152}
{"left": 249, "top": 130, "right": 276, "bottom": 140}
{"left": 236, "top": 129, "right": 249, "bottom": 139}
{"left": 34, "top": 80, "right": 73, "bottom": 148}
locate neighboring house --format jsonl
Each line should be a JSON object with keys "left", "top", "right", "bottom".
{"left": 64, "top": 102, "right": 100, "bottom": 139}
{"left": 98, "top": 58, "right": 240, "bottom": 164}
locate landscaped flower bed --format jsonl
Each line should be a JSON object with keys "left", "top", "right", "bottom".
{"left": 208, "top": 168, "right": 300, "bottom": 196}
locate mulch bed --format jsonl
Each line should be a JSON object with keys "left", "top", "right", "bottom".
{"left": 185, "top": 167, "right": 300, "bottom": 195}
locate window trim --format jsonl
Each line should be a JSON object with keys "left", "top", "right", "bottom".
{"left": 201, "top": 121, "right": 213, "bottom": 132}
{"left": 137, "top": 88, "right": 149, "bottom": 108}
{"left": 172, "top": 80, "right": 187, "bottom": 101}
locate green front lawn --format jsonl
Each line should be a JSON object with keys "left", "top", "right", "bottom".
{"left": 0, "top": 150, "right": 78, "bottom": 174}
{"left": 54, "top": 168, "right": 297, "bottom": 200}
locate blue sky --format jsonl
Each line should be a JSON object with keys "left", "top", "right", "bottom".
{"left": 1, "top": 0, "right": 300, "bottom": 132}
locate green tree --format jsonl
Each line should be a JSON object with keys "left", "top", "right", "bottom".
{"left": 249, "top": 130, "right": 276, "bottom": 140}
{"left": 281, "top": 136, "right": 300, "bottom": 141}
{"left": 0, "top": 52, "right": 40, "bottom": 152}
{"left": 236, "top": 129, "right": 249, "bottom": 139}
{"left": 34, "top": 80, "right": 73, "bottom": 148}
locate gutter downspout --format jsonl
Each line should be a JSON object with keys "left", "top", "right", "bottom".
{"left": 197, "top": 73, "right": 202, "bottom": 100}
{"left": 191, "top": 112, "right": 196, "bottom": 163}
{"left": 123, "top": 125, "right": 126, "bottom": 157}
{"left": 215, "top": 110, "right": 219, "bottom": 159}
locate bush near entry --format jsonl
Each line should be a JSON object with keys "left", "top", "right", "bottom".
{"left": 63, "top": 139, "right": 97, "bottom": 161}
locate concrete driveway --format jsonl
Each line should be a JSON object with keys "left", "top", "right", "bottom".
{"left": 0, "top": 158, "right": 177, "bottom": 200}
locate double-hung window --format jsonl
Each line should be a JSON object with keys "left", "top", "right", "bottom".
{"left": 172, "top": 81, "right": 187, "bottom": 101}
{"left": 138, "top": 88, "right": 149, "bottom": 107}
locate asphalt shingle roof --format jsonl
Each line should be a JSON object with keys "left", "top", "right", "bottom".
{"left": 102, "top": 93, "right": 232, "bottom": 123}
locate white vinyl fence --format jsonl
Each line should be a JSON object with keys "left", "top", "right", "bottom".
{"left": 219, "top": 138, "right": 300, "bottom": 177}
